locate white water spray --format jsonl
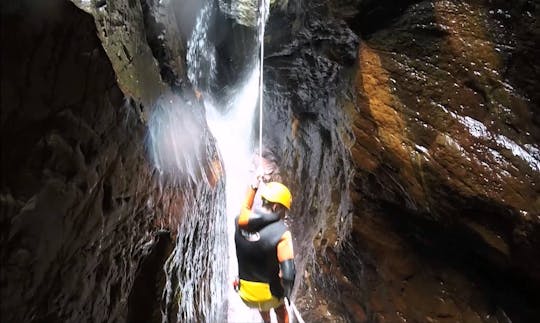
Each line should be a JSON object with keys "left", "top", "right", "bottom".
{"left": 187, "top": 2, "right": 216, "bottom": 92}
{"left": 206, "top": 66, "right": 264, "bottom": 323}
{"left": 205, "top": 0, "right": 272, "bottom": 320}
{"left": 152, "top": 0, "right": 274, "bottom": 320}
{"left": 258, "top": 0, "right": 268, "bottom": 161}
{"left": 206, "top": 68, "right": 260, "bottom": 212}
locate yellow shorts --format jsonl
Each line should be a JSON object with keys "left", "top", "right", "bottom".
{"left": 238, "top": 279, "right": 283, "bottom": 311}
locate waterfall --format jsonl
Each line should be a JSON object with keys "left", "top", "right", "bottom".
{"left": 206, "top": 67, "right": 262, "bottom": 323}
{"left": 161, "top": 175, "right": 227, "bottom": 323}
{"left": 203, "top": 0, "right": 272, "bottom": 322}
{"left": 205, "top": 2, "right": 264, "bottom": 322}
{"left": 148, "top": 93, "right": 228, "bottom": 322}
{"left": 187, "top": 2, "right": 216, "bottom": 93}
{"left": 147, "top": 2, "right": 229, "bottom": 322}
{"left": 148, "top": 0, "right": 272, "bottom": 321}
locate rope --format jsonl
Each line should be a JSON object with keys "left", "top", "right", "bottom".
{"left": 291, "top": 302, "right": 305, "bottom": 323}
{"left": 257, "top": 4, "right": 305, "bottom": 323}
{"left": 285, "top": 298, "right": 305, "bottom": 323}
{"left": 258, "top": 0, "right": 265, "bottom": 161}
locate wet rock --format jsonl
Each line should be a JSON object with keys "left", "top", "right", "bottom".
{"left": 2, "top": 0, "right": 539, "bottom": 322}
{"left": 139, "top": 0, "right": 189, "bottom": 91}
{"left": 0, "top": 1, "right": 188, "bottom": 321}
{"left": 71, "top": 0, "right": 169, "bottom": 110}
{"left": 261, "top": 0, "right": 540, "bottom": 322}
{"left": 352, "top": 0, "right": 539, "bottom": 278}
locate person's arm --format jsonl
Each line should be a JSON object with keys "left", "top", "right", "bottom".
{"left": 238, "top": 186, "right": 257, "bottom": 227}
{"left": 277, "top": 231, "right": 295, "bottom": 298}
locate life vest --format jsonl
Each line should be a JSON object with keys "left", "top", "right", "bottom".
{"left": 234, "top": 208, "right": 288, "bottom": 302}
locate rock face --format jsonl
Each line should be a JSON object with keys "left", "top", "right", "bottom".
{"left": 2, "top": 0, "right": 539, "bottom": 322}
{"left": 0, "top": 1, "right": 225, "bottom": 322}
{"left": 345, "top": 2, "right": 540, "bottom": 321}
{"left": 262, "top": 0, "right": 540, "bottom": 322}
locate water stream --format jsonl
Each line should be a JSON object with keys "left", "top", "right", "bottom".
{"left": 148, "top": 93, "right": 228, "bottom": 322}
{"left": 153, "top": 0, "right": 273, "bottom": 321}
{"left": 204, "top": 1, "right": 272, "bottom": 321}
{"left": 206, "top": 68, "right": 264, "bottom": 323}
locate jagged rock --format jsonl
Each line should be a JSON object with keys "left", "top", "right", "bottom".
{"left": 71, "top": 0, "right": 184, "bottom": 110}
{"left": 0, "top": 1, "right": 187, "bottom": 321}
{"left": 2, "top": 0, "right": 539, "bottom": 322}
{"left": 263, "top": 0, "right": 540, "bottom": 321}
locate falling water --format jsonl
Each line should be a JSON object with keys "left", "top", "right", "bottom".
{"left": 187, "top": 1, "right": 216, "bottom": 93}
{"left": 148, "top": 2, "right": 229, "bottom": 320}
{"left": 147, "top": 94, "right": 228, "bottom": 322}
{"left": 161, "top": 178, "right": 227, "bottom": 322}
{"left": 148, "top": 0, "right": 272, "bottom": 321}
{"left": 204, "top": 0, "right": 272, "bottom": 322}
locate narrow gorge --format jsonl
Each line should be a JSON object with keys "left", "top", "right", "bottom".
{"left": 1, "top": 0, "right": 539, "bottom": 322}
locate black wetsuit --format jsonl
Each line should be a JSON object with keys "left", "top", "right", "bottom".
{"left": 235, "top": 208, "right": 289, "bottom": 298}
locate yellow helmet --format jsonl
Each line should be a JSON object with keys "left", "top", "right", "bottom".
{"left": 260, "top": 182, "right": 292, "bottom": 210}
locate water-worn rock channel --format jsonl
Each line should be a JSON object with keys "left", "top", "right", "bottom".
{"left": 1, "top": 0, "right": 539, "bottom": 322}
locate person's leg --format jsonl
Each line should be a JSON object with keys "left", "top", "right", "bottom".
{"left": 259, "top": 310, "right": 271, "bottom": 323}
{"left": 275, "top": 303, "right": 289, "bottom": 323}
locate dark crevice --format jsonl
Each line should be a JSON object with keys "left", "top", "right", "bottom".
{"left": 127, "top": 231, "right": 173, "bottom": 323}
{"left": 95, "top": 0, "right": 107, "bottom": 9}
{"left": 464, "top": 79, "right": 489, "bottom": 103}
{"left": 102, "top": 182, "right": 113, "bottom": 212}
{"left": 212, "top": 8, "right": 259, "bottom": 100}
{"left": 344, "top": 0, "right": 424, "bottom": 37}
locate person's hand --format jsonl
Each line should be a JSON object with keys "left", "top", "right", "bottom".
{"left": 250, "top": 167, "right": 264, "bottom": 189}
{"left": 260, "top": 169, "right": 272, "bottom": 183}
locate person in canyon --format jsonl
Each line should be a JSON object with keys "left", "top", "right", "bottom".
{"left": 234, "top": 176, "right": 296, "bottom": 323}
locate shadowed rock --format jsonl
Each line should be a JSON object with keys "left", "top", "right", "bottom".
{"left": 261, "top": 0, "right": 540, "bottom": 322}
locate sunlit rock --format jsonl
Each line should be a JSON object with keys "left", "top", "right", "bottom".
{"left": 0, "top": 1, "right": 183, "bottom": 321}
{"left": 2, "top": 0, "right": 539, "bottom": 322}
{"left": 1, "top": 0, "right": 225, "bottom": 322}
{"left": 219, "top": 0, "right": 280, "bottom": 27}
{"left": 262, "top": 0, "right": 539, "bottom": 321}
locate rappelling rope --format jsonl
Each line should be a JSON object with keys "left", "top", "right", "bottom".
{"left": 258, "top": 0, "right": 265, "bottom": 162}
{"left": 257, "top": 3, "right": 304, "bottom": 323}
{"left": 285, "top": 298, "right": 305, "bottom": 323}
